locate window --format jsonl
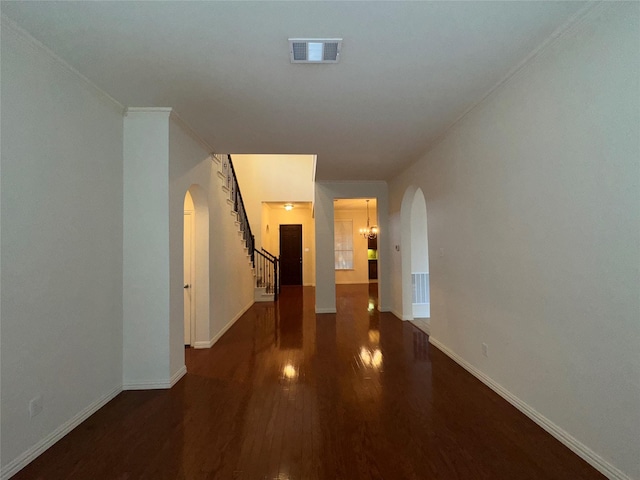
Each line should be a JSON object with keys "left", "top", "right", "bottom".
{"left": 334, "top": 220, "right": 353, "bottom": 269}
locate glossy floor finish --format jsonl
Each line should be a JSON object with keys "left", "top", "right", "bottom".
{"left": 14, "top": 285, "right": 603, "bottom": 480}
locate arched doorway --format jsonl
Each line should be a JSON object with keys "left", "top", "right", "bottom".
{"left": 400, "top": 187, "right": 430, "bottom": 321}
{"left": 410, "top": 190, "right": 430, "bottom": 318}
{"left": 183, "top": 191, "right": 195, "bottom": 345}
{"left": 183, "top": 185, "right": 210, "bottom": 349}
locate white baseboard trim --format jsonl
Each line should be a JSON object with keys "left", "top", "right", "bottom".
{"left": 428, "top": 337, "right": 631, "bottom": 480}
{"left": 122, "top": 379, "right": 173, "bottom": 390}
{"left": 315, "top": 307, "right": 337, "bottom": 314}
{"left": 170, "top": 365, "right": 187, "bottom": 387}
{"left": 410, "top": 320, "right": 431, "bottom": 335}
{"left": 390, "top": 309, "right": 412, "bottom": 321}
{"left": 1, "top": 385, "right": 122, "bottom": 480}
{"left": 194, "top": 300, "right": 254, "bottom": 349}
{"left": 193, "top": 339, "right": 215, "bottom": 349}
{"left": 123, "top": 366, "right": 190, "bottom": 389}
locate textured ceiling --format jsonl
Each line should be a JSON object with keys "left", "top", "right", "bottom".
{"left": 1, "top": 1, "right": 588, "bottom": 181}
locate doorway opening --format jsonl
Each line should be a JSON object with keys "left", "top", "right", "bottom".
{"left": 184, "top": 191, "right": 195, "bottom": 346}
{"left": 333, "top": 198, "right": 378, "bottom": 287}
{"left": 183, "top": 185, "right": 210, "bottom": 350}
{"left": 400, "top": 187, "right": 430, "bottom": 321}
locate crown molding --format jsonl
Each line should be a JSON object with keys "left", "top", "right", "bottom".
{"left": 170, "top": 110, "right": 215, "bottom": 153}
{"left": 1, "top": 14, "right": 125, "bottom": 115}
{"left": 422, "top": 0, "right": 608, "bottom": 160}
{"left": 124, "top": 107, "right": 173, "bottom": 114}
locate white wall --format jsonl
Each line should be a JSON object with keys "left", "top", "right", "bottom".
{"left": 388, "top": 4, "right": 639, "bottom": 479}
{"left": 334, "top": 208, "right": 371, "bottom": 285}
{"left": 315, "top": 182, "right": 390, "bottom": 313}
{"left": 1, "top": 20, "right": 124, "bottom": 476}
{"left": 231, "top": 154, "right": 315, "bottom": 250}
{"left": 122, "top": 109, "right": 172, "bottom": 389}
{"left": 169, "top": 118, "right": 255, "bottom": 352}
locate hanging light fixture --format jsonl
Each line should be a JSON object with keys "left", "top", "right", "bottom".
{"left": 359, "top": 199, "right": 378, "bottom": 239}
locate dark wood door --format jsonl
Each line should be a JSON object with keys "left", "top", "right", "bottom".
{"left": 280, "top": 224, "right": 303, "bottom": 285}
{"left": 368, "top": 260, "right": 378, "bottom": 280}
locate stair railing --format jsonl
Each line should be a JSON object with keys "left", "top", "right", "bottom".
{"left": 254, "top": 249, "right": 279, "bottom": 301}
{"left": 262, "top": 248, "right": 279, "bottom": 300}
{"left": 226, "top": 155, "right": 255, "bottom": 266}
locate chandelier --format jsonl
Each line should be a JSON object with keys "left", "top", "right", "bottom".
{"left": 359, "top": 199, "right": 378, "bottom": 239}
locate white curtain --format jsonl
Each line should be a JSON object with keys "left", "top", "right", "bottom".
{"left": 334, "top": 220, "right": 353, "bottom": 269}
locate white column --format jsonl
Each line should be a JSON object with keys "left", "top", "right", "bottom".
{"left": 122, "top": 108, "right": 172, "bottom": 389}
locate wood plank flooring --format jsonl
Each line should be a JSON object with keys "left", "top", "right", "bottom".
{"left": 13, "top": 284, "right": 604, "bottom": 479}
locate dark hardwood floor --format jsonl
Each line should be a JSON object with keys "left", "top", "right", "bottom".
{"left": 13, "top": 284, "right": 604, "bottom": 479}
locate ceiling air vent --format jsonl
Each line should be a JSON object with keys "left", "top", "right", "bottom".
{"left": 289, "top": 38, "right": 342, "bottom": 64}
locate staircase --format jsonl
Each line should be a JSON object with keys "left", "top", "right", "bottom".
{"left": 212, "top": 153, "right": 279, "bottom": 302}
{"left": 254, "top": 248, "right": 279, "bottom": 302}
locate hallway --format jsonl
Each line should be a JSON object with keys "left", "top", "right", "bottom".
{"left": 13, "top": 285, "right": 603, "bottom": 479}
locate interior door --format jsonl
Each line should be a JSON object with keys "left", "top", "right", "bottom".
{"left": 184, "top": 212, "right": 193, "bottom": 345}
{"left": 280, "top": 224, "right": 303, "bottom": 285}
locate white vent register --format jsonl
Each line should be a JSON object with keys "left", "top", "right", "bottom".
{"left": 289, "top": 38, "right": 342, "bottom": 63}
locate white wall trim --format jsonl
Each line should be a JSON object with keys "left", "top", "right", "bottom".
{"left": 409, "top": 320, "right": 430, "bottom": 335}
{"left": 421, "top": 1, "right": 608, "bottom": 159}
{"left": 315, "top": 307, "right": 337, "bottom": 314}
{"left": 0, "top": 15, "right": 125, "bottom": 115}
{"left": 193, "top": 340, "right": 214, "bottom": 349}
{"left": 125, "top": 107, "right": 173, "bottom": 114}
{"left": 169, "top": 110, "right": 214, "bottom": 153}
{"left": 428, "top": 337, "right": 632, "bottom": 480}
{"left": 0, "top": 386, "right": 122, "bottom": 480}
{"left": 193, "top": 300, "right": 254, "bottom": 349}
{"left": 390, "top": 309, "right": 412, "bottom": 321}
{"left": 123, "top": 379, "right": 173, "bottom": 390}
{"left": 123, "top": 362, "right": 187, "bottom": 390}
{"left": 170, "top": 365, "right": 187, "bottom": 387}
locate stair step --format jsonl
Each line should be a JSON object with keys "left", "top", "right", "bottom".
{"left": 254, "top": 286, "right": 275, "bottom": 302}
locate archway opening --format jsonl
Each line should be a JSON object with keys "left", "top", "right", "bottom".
{"left": 183, "top": 191, "right": 195, "bottom": 346}
{"left": 400, "top": 187, "right": 430, "bottom": 323}
{"left": 333, "top": 198, "right": 378, "bottom": 288}
{"left": 410, "top": 190, "right": 430, "bottom": 319}
{"left": 183, "top": 185, "right": 210, "bottom": 351}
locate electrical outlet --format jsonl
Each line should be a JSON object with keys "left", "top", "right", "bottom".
{"left": 482, "top": 343, "right": 488, "bottom": 357}
{"left": 29, "top": 395, "right": 43, "bottom": 418}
